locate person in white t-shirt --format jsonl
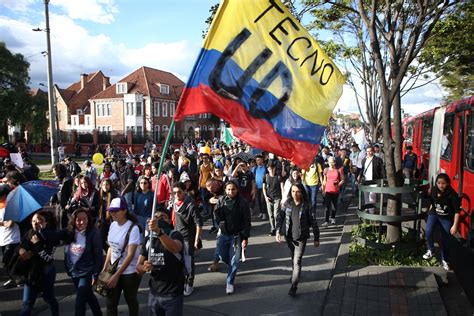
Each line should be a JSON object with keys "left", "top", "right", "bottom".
{"left": 102, "top": 197, "right": 141, "bottom": 316}
{"left": 0, "top": 184, "right": 20, "bottom": 288}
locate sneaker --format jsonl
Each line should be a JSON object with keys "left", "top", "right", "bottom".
{"left": 268, "top": 229, "right": 276, "bottom": 236}
{"left": 422, "top": 250, "right": 434, "bottom": 260}
{"left": 442, "top": 260, "right": 450, "bottom": 271}
{"left": 262, "top": 214, "right": 267, "bottom": 220}
{"left": 208, "top": 261, "right": 219, "bottom": 272}
{"left": 288, "top": 285, "right": 297, "bottom": 296}
{"left": 184, "top": 285, "right": 194, "bottom": 296}
{"left": 226, "top": 283, "right": 234, "bottom": 295}
{"left": 209, "top": 227, "right": 218, "bottom": 234}
{"left": 321, "top": 221, "right": 329, "bottom": 228}
{"left": 330, "top": 218, "right": 336, "bottom": 225}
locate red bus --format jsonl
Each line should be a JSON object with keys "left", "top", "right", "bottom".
{"left": 403, "top": 96, "right": 473, "bottom": 241}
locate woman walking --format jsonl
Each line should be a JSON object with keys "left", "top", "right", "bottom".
{"left": 275, "top": 183, "right": 320, "bottom": 296}
{"left": 423, "top": 173, "right": 460, "bottom": 271}
{"left": 19, "top": 211, "right": 60, "bottom": 315}
{"left": 97, "top": 179, "right": 119, "bottom": 251}
{"left": 134, "top": 177, "right": 153, "bottom": 230}
{"left": 64, "top": 209, "right": 103, "bottom": 316}
{"left": 102, "top": 197, "right": 141, "bottom": 316}
{"left": 321, "top": 156, "right": 344, "bottom": 227}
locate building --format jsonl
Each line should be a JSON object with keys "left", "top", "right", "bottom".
{"left": 55, "top": 71, "right": 111, "bottom": 138}
{"left": 89, "top": 66, "right": 218, "bottom": 143}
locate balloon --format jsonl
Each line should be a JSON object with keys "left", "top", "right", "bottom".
{"left": 92, "top": 153, "right": 104, "bottom": 165}
{"left": 200, "top": 146, "right": 211, "bottom": 155}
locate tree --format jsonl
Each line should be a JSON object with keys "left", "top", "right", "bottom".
{"left": 308, "top": 0, "right": 459, "bottom": 242}
{"left": 0, "top": 42, "right": 32, "bottom": 141}
{"left": 420, "top": 1, "right": 474, "bottom": 101}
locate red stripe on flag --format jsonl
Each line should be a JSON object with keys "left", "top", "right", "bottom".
{"left": 176, "top": 84, "right": 319, "bottom": 169}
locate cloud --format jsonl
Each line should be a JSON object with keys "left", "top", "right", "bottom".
{"left": 0, "top": 0, "right": 35, "bottom": 12}
{"left": 0, "top": 14, "right": 197, "bottom": 88}
{"left": 50, "top": 0, "right": 119, "bottom": 24}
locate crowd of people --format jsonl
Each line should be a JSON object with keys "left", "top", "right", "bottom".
{"left": 0, "top": 132, "right": 462, "bottom": 315}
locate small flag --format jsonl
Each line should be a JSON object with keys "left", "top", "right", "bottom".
{"left": 175, "top": 0, "right": 344, "bottom": 168}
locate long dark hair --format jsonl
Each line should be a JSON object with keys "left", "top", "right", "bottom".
{"left": 287, "top": 182, "right": 308, "bottom": 205}
{"left": 34, "top": 210, "right": 57, "bottom": 230}
{"left": 432, "top": 173, "right": 454, "bottom": 197}
{"left": 69, "top": 208, "right": 94, "bottom": 232}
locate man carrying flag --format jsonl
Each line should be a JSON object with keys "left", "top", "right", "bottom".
{"left": 174, "top": 0, "right": 344, "bottom": 169}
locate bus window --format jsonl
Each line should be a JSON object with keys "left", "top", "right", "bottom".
{"left": 441, "top": 114, "right": 455, "bottom": 160}
{"left": 421, "top": 119, "right": 432, "bottom": 151}
{"left": 406, "top": 122, "right": 414, "bottom": 144}
{"left": 466, "top": 113, "right": 474, "bottom": 171}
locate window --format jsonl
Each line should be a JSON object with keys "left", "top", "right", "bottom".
{"left": 162, "top": 102, "right": 168, "bottom": 117}
{"left": 170, "top": 102, "right": 175, "bottom": 117}
{"left": 441, "top": 114, "right": 455, "bottom": 160}
{"left": 154, "top": 125, "right": 160, "bottom": 142}
{"left": 136, "top": 102, "right": 142, "bottom": 116}
{"left": 160, "top": 84, "right": 169, "bottom": 95}
{"left": 116, "top": 83, "right": 127, "bottom": 94}
{"left": 58, "top": 110, "right": 61, "bottom": 121}
{"left": 162, "top": 125, "right": 169, "bottom": 135}
{"left": 153, "top": 101, "right": 160, "bottom": 116}
{"left": 96, "top": 104, "right": 101, "bottom": 117}
{"left": 86, "top": 116, "right": 90, "bottom": 126}
{"left": 126, "top": 102, "right": 134, "bottom": 116}
{"left": 72, "top": 117, "right": 77, "bottom": 126}
{"left": 466, "top": 113, "right": 474, "bottom": 171}
{"left": 406, "top": 122, "right": 414, "bottom": 144}
{"left": 77, "top": 109, "right": 83, "bottom": 115}
{"left": 421, "top": 118, "right": 432, "bottom": 151}
{"left": 136, "top": 126, "right": 143, "bottom": 135}
{"left": 106, "top": 104, "right": 111, "bottom": 116}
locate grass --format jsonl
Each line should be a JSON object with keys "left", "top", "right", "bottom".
{"left": 32, "top": 158, "right": 52, "bottom": 165}
{"left": 38, "top": 166, "right": 104, "bottom": 181}
{"left": 348, "top": 223, "right": 439, "bottom": 267}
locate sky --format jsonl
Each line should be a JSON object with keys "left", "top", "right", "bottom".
{"left": 0, "top": 0, "right": 447, "bottom": 116}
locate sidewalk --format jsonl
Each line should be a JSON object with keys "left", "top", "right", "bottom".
{"left": 323, "top": 202, "right": 474, "bottom": 316}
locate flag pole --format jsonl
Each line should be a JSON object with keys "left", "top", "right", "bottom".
{"left": 149, "top": 119, "right": 176, "bottom": 257}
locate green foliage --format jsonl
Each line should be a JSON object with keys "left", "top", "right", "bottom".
{"left": 420, "top": 2, "right": 474, "bottom": 101}
{"left": 38, "top": 170, "right": 55, "bottom": 180}
{"left": 348, "top": 223, "right": 439, "bottom": 267}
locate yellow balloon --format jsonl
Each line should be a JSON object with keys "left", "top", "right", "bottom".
{"left": 199, "top": 146, "right": 211, "bottom": 155}
{"left": 92, "top": 153, "right": 104, "bottom": 165}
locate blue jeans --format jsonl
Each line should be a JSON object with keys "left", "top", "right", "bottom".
{"left": 148, "top": 292, "right": 183, "bottom": 316}
{"left": 72, "top": 275, "right": 102, "bottom": 316}
{"left": 287, "top": 239, "right": 307, "bottom": 286}
{"left": 216, "top": 233, "right": 242, "bottom": 285}
{"left": 21, "top": 263, "right": 59, "bottom": 316}
{"left": 305, "top": 185, "right": 319, "bottom": 218}
{"left": 425, "top": 214, "right": 453, "bottom": 262}
{"left": 124, "top": 191, "right": 134, "bottom": 212}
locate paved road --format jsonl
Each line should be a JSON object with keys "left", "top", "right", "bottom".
{"left": 0, "top": 203, "right": 348, "bottom": 315}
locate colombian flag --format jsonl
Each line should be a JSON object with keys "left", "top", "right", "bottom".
{"left": 175, "top": 0, "right": 344, "bottom": 169}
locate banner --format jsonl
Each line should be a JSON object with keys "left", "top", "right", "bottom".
{"left": 175, "top": 0, "right": 344, "bottom": 168}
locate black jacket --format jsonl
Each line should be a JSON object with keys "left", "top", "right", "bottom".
{"left": 64, "top": 228, "right": 103, "bottom": 279}
{"left": 214, "top": 194, "right": 251, "bottom": 240}
{"left": 276, "top": 200, "right": 320, "bottom": 242}
{"left": 173, "top": 194, "right": 202, "bottom": 239}
{"left": 361, "top": 156, "right": 385, "bottom": 180}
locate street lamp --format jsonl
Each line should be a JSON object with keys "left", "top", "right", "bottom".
{"left": 33, "top": 0, "right": 57, "bottom": 165}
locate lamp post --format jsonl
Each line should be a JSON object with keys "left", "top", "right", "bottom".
{"left": 35, "top": 0, "right": 57, "bottom": 165}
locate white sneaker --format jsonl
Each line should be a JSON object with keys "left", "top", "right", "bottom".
{"left": 330, "top": 218, "right": 336, "bottom": 225}
{"left": 442, "top": 260, "right": 450, "bottom": 271}
{"left": 184, "top": 284, "right": 194, "bottom": 296}
{"left": 321, "top": 221, "right": 329, "bottom": 227}
{"left": 422, "top": 250, "right": 434, "bottom": 260}
{"left": 261, "top": 214, "right": 267, "bottom": 220}
{"left": 226, "top": 283, "right": 234, "bottom": 295}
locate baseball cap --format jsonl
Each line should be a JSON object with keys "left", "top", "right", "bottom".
{"left": 107, "top": 197, "right": 128, "bottom": 212}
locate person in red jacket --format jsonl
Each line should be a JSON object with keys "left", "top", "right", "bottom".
{"left": 152, "top": 165, "right": 175, "bottom": 210}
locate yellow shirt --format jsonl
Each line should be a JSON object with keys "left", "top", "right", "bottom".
{"left": 199, "top": 163, "right": 213, "bottom": 188}
{"left": 302, "top": 163, "right": 322, "bottom": 186}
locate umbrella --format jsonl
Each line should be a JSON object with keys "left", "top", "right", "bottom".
{"left": 0, "top": 147, "right": 9, "bottom": 158}
{"left": 231, "top": 151, "right": 255, "bottom": 163}
{"left": 4, "top": 180, "right": 60, "bottom": 222}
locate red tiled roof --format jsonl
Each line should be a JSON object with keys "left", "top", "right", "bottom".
{"left": 91, "top": 66, "right": 184, "bottom": 100}
{"left": 57, "top": 71, "right": 110, "bottom": 114}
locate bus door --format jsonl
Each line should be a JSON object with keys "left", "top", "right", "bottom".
{"left": 461, "top": 109, "right": 473, "bottom": 241}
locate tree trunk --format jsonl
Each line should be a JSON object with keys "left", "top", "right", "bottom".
{"left": 385, "top": 88, "right": 404, "bottom": 243}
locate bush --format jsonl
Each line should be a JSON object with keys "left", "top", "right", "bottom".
{"left": 348, "top": 223, "right": 439, "bottom": 266}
